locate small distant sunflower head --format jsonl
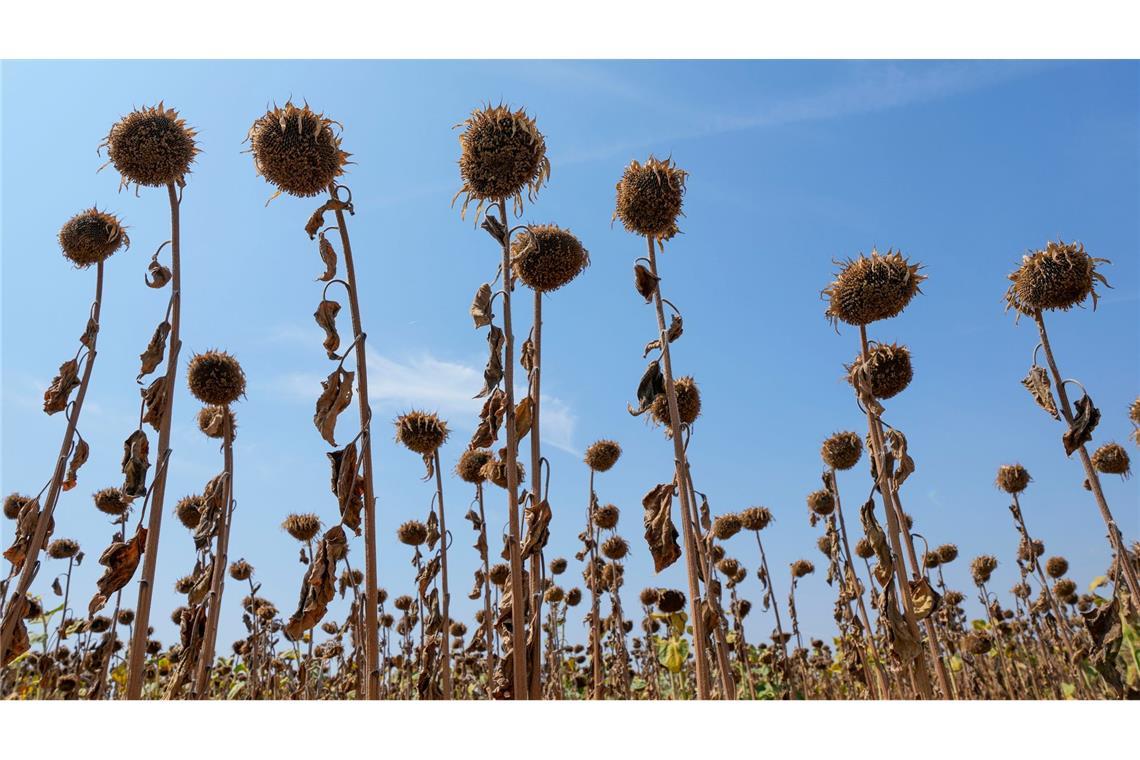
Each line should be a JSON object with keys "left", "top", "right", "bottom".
{"left": 937, "top": 543, "right": 959, "bottom": 564}
{"left": 456, "top": 449, "right": 492, "bottom": 484}
{"left": 584, "top": 439, "right": 622, "bottom": 473}
{"left": 395, "top": 410, "right": 449, "bottom": 455}
{"left": 174, "top": 575, "right": 195, "bottom": 594}
{"left": 854, "top": 537, "right": 875, "bottom": 560}
{"left": 732, "top": 599, "right": 752, "bottom": 619}
{"left": 1045, "top": 556, "right": 1069, "bottom": 579}
{"left": 58, "top": 208, "right": 130, "bottom": 268}
{"left": 816, "top": 534, "right": 835, "bottom": 557}
{"left": 117, "top": 609, "right": 135, "bottom": 626}
{"left": 791, "top": 559, "right": 815, "bottom": 579}
{"left": 821, "top": 431, "right": 862, "bottom": 471}
{"left": 511, "top": 224, "right": 589, "bottom": 293}
{"left": 592, "top": 503, "right": 620, "bottom": 531}
{"left": 1091, "top": 442, "right": 1131, "bottom": 477}
{"left": 94, "top": 487, "right": 130, "bottom": 517}
{"left": 566, "top": 587, "right": 583, "bottom": 607}
{"left": 613, "top": 156, "right": 688, "bottom": 241}
{"left": 650, "top": 376, "right": 701, "bottom": 430}
{"left": 102, "top": 104, "right": 198, "bottom": 188}
{"left": 197, "top": 405, "right": 236, "bottom": 440}
{"left": 1005, "top": 240, "right": 1108, "bottom": 314}
{"left": 393, "top": 595, "right": 413, "bottom": 612}
{"left": 1018, "top": 537, "right": 1042, "bottom": 563}
{"left": 639, "top": 587, "right": 660, "bottom": 607}
{"left": 806, "top": 489, "right": 835, "bottom": 517}
{"left": 4, "top": 493, "right": 32, "bottom": 520}
{"left": 455, "top": 103, "right": 549, "bottom": 215}
{"left": 488, "top": 563, "right": 510, "bottom": 587}
{"left": 549, "top": 557, "right": 568, "bottom": 576}
{"left": 712, "top": 513, "right": 742, "bottom": 541}
{"left": 481, "top": 456, "right": 525, "bottom": 490}
{"left": 847, "top": 342, "right": 913, "bottom": 400}
{"left": 396, "top": 520, "right": 428, "bottom": 547}
{"left": 656, "top": 589, "right": 686, "bottom": 614}
{"left": 247, "top": 101, "right": 349, "bottom": 198}
{"left": 187, "top": 350, "right": 246, "bottom": 407}
{"left": 282, "top": 513, "right": 321, "bottom": 543}
{"left": 923, "top": 552, "right": 941, "bottom": 570}
{"left": 543, "top": 586, "right": 565, "bottom": 605}
{"left": 823, "top": 250, "right": 925, "bottom": 327}
{"left": 450, "top": 621, "right": 468, "bottom": 638}
{"left": 173, "top": 495, "right": 203, "bottom": 530}
{"left": 995, "top": 464, "right": 1032, "bottom": 494}
{"left": 739, "top": 506, "right": 773, "bottom": 532}
{"left": 1011, "top": 582, "right": 1031, "bottom": 600}
{"left": 1053, "top": 578, "right": 1077, "bottom": 601}
{"left": 47, "top": 538, "right": 80, "bottom": 560}
{"left": 970, "top": 555, "right": 998, "bottom": 585}
{"left": 601, "top": 535, "right": 629, "bottom": 561}
{"left": 717, "top": 558, "right": 742, "bottom": 579}
{"left": 963, "top": 632, "right": 992, "bottom": 656}
{"left": 88, "top": 616, "right": 111, "bottom": 633}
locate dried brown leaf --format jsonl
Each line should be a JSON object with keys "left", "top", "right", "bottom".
{"left": 314, "top": 368, "right": 354, "bottom": 446}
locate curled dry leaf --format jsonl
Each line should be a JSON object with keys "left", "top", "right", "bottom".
{"left": 425, "top": 510, "right": 441, "bottom": 551}
{"left": 521, "top": 496, "right": 552, "bottom": 560}
{"left": 314, "top": 299, "right": 341, "bottom": 359}
{"left": 634, "top": 263, "right": 658, "bottom": 302}
{"left": 470, "top": 389, "right": 506, "bottom": 449}
{"left": 475, "top": 326, "right": 505, "bottom": 399}
{"left": 43, "top": 358, "right": 81, "bottom": 415}
{"left": 4, "top": 499, "right": 47, "bottom": 578}
{"left": 138, "top": 321, "right": 171, "bottom": 381}
{"left": 515, "top": 396, "right": 534, "bottom": 441}
{"left": 79, "top": 315, "right": 99, "bottom": 349}
{"left": 881, "top": 584, "right": 921, "bottom": 662}
{"left": 1063, "top": 393, "right": 1100, "bottom": 456}
{"left": 87, "top": 524, "right": 148, "bottom": 616}
{"left": 193, "top": 473, "right": 228, "bottom": 552}
{"left": 121, "top": 429, "right": 150, "bottom": 498}
{"left": 304, "top": 198, "right": 349, "bottom": 240}
{"left": 1021, "top": 365, "right": 1060, "bottom": 420}
{"left": 328, "top": 443, "right": 364, "bottom": 536}
{"left": 642, "top": 482, "right": 681, "bottom": 572}
{"left": 0, "top": 600, "right": 31, "bottom": 667}
{"left": 145, "top": 258, "right": 172, "bottom": 289}
{"left": 858, "top": 498, "right": 893, "bottom": 584}
{"left": 520, "top": 334, "right": 536, "bottom": 374}
{"left": 629, "top": 360, "right": 665, "bottom": 416}
{"left": 909, "top": 578, "right": 941, "bottom": 621}
{"left": 642, "top": 313, "right": 683, "bottom": 357}
{"left": 886, "top": 427, "right": 915, "bottom": 489}
{"left": 417, "top": 556, "right": 441, "bottom": 600}
{"left": 470, "top": 283, "right": 494, "bottom": 329}
{"left": 285, "top": 525, "right": 347, "bottom": 641}
{"left": 314, "top": 367, "right": 355, "bottom": 446}
{"left": 316, "top": 234, "right": 337, "bottom": 282}
{"left": 141, "top": 376, "right": 168, "bottom": 431}
{"left": 61, "top": 437, "right": 90, "bottom": 492}
{"left": 468, "top": 567, "right": 485, "bottom": 601}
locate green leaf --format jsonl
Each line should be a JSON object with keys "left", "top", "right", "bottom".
{"left": 971, "top": 619, "right": 988, "bottom": 631}
{"left": 1060, "top": 682, "right": 1076, "bottom": 700}
{"left": 1088, "top": 575, "right": 1108, "bottom": 592}
{"left": 227, "top": 680, "right": 245, "bottom": 700}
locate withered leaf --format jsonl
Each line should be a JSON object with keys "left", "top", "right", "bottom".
{"left": 140, "top": 376, "right": 168, "bottom": 431}
{"left": 62, "top": 437, "right": 90, "bottom": 492}
{"left": 634, "top": 263, "right": 658, "bottom": 302}
{"left": 481, "top": 213, "right": 507, "bottom": 246}
{"left": 642, "top": 482, "right": 681, "bottom": 573}
{"left": 193, "top": 473, "right": 228, "bottom": 552}
{"left": 468, "top": 568, "right": 485, "bottom": 601}
{"left": 515, "top": 396, "right": 534, "bottom": 441}
{"left": 314, "top": 367, "right": 355, "bottom": 446}
{"left": 79, "top": 315, "right": 99, "bottom": 349}
{"left": 328, "top": 443, "right": 363, "bottom": 536}
{"left": 43, "top": 358, "right": 81, "bottom": 415}
{"left": 520, "top": 335, "right": 535, "bottom": 374}
{"left": 4, "top": 499, "right": 46, "bottom": 578}
{"left": 643, "top": 314, "right": 684, "bottom": 357}
{"left": 417, "top": 555, "right": 441, "bottom": 600}
{"left": 188, "top": 559, "right": 213, "bottom": 606}
{"left": 470, "top": 283, "right": 494, "bottom": 329}
{"left": 0, "top": 607, "right": 30, "bottom": 667}
{"left": 475, "top": 326, "right": 505, "bottom": 399}
{"left": 909, "top": 578, "right": 941, "bottom": 621}
{"left": 316, "top": 235, "right": 337, "bottom": 282}
{"left": 886, "top": 428, "right": 915, "bottom": 489}
{"left": 145, "top": 259, "right": 172, "bottom": 289}
{"left": 88, "top": 524, "right": 147, "bottom": 616}
{"left": 138, "top": 321, "right": 171, "bottom": 381}
{"left": 470, "top": 389, "right": 506, "bottom": 449}
{"left": 285, "top": 525, "right": 346, "bottom": 641}
{"left": 52, "top": 577, "right": 63, "bottom": 597}
{"left": 859, "top": 498, "right": 893, "bottom": 582}
{"left": 629, "top": 360, "right": 665, "bottom": 416}
{"left": 425, "top": 510, "right": 441, "bottom": 551}
{"left": 121, "top": 430, "right": 150, "bottom": 498}
{"left": 882, "top": 584, "right": 921, "bottom": 662}
{"left": 521, "top": 496, "right": 552, "bottom": 560}
{"left": 1063, "top": 393, "right": 1100, "bottom": 456}
{"left": 314, "top": 300, "right": 342, "bottom": 359}
{"left": 1021, "top": 365, "right": 1060, "bottom": 420}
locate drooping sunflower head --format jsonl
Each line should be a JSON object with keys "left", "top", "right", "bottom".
{"left": 102, "top": 104, "right": 198, "bottom": 188}
{"left": 584, "top": 439, "right": 622, "bottom": 473}
{"left": 1005, "top": 241, "right": 1108, "bottom": 315}
{"left": 791, "top": 559, "right": 815, "bottom": 579}
{"left": 455, "top": 448, "right": 492, "bottom": 484}
{"left": 970, "top": 554, "right": 998, "bottom": 585}
{"left": 58, "top": 208, "right": 130, "bottom": 268}
{"left": 3, "top": 493, "right": 32, "bottom": 521}
{"left": 1091, "top": 442, "right": 1130, "bottom": 477}
{"left": 196, "top": 405, "right": 236, "bottom": 440}
{"left": 847, "top": 342, "right": 913, "bottom": 400}
{"left": 229, "top": 560, "right": 254, "bottom": 582}
{"left": 592, "top": 503, "right": 620, "bottom": 530}
{"left": 394, "top": 410, "right": 449, "bottom": 455}
{"left": 739, "top": 506, "right": 773, "bottom": 532}
{"left": 93, "top": 487, "right": 130, "bottom": 517}
{"left": 480, "top": 457, "right": 525, "bottom": 490}
{"left": 995, "top": 463, "right": 1031, "bottom": 494}
{"left": 650, "top": 376, "right": 702, "bottom": 431}
{"left": 187, "top": 350, "right": 246, "bottom": 407}
{"left": 821, "top": 431, "right": 862, "bottom": 471}
{"left": 854, "top": 537, "right": 874, "bottom": 560}
{"left": 1045, "top": 556, "right": 1069, "bottom": 579}
{"left": 823, "top": 250, "right": 925, "bottom": 327}
{"left": 174, "top": 495, "right": 204, "bottom": 530}
{"left": 937, "top": 543, "right": 959, "bottom": 564}
{"left": 613, "top": 156, "right": 688, "bottom": 241}
{"left": 247, "top": 101, "right": 350, "bottom": 198}
{"left": 712, "top": 513, "right": 742, "bottom": 541}
{"left": 47, "top": 538, "right": 80, "bottom": 560}
{"left": 656, "top": 588, "right": 686, "bottom": 614}
{"left": 601, "top": 535, "right": 629, "bottom": 561}
{"left": 510, "top": 224, "right": 589, "bottom": 292}
{"left": 549, "top": 557, "right": 568, "bottom": 575}
{"left": 806, "top": 489, "right": 835, "bottom": 517}
{"left": 455, "top": 103, "right": 550, "bottom": 218}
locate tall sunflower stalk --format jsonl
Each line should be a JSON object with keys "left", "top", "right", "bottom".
{"left": 0, "top": 208, "right": 129, "bottom": 668}
{"left": 247, "top": 101, "right": 381, "bottom": 698}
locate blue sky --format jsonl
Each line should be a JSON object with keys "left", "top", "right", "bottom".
{"left": 2, "top": 60, "right": 1137, "bottom": 654}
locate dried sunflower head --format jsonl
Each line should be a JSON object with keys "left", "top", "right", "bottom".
{"left": 174, "top": 575, "right": 195, "bottom": 594}
{"left": 656, "top": 588, "right": 686, "bottom": 614}
{"left": 47, "top": 538, "right": 80, "bottom": 560}
{"left": 1005, "top": 241, "right": 1109, "bottom": 314}
{"left": 456, "top": 448, "right": 492, "bottom": 484}
{"left": 1045, "top": 556, "right": 1069, "bottom": 579}
{"left": 229, "top": 560, "right": 253, "bottom": 581}
{"left": 613, "top": 156, "right": 688, "bottom": 241}
{"left": 395, "top": 410, "right": 449, "bottom": 455}
{"left": 511, "top": 224, "right": 589, "bottom": 293}
{"left": 481, "top": 457, "right": 525, "bottom": 490}
{"left": 712, "top": 513, "right": 742, "bottom": 541}
{"left": 995, "top": 464, "right": 1031, "bottom": 494}
{"left": 58, "top": 208, "right": 129, "bottom": 268}
{"left": 970, "top": 555, "right": 998, "bottom": 585}
{"left": 455, "top": 103, "right": 549, "bottom": 218}
{"left": 549, "top": 557, "right": 568, "bottom": 575}
{"left": 739, "top": 506, "right": 773, "bottom": 532}
{"left": 1091, "top": 442, "right": 1130, "bottom": 477}
{"left": 393, "top": 595, "right": 413, "bottom": 612}
{"left": 806, "top": 489, "right": 835, "bottom": 517}
{"left": 94, "top": 487, "right": 130, "bottom": 517}
{"left": 650, "top": 375, "right": 701, "bottom": 431}
{"left": 102, "top": 104, "right": 198, "bottom": 188}
{"left": 963, "top": 632, "right": 992, "bottom": 656}
{"left": 847, "top": 342, "right": 913, "bottom": 400}
{"left": 816, "top": 535, "right": 834, "bottom": 556}
{"left": 584, "top": 439, "right": 622, "bottom": 473}
{"left": 821, "top": 431, "right": 862, "bottom": 471}
{"left": 282, "top": 513, "right": 321, "bottom": 543}
{"left": 1017, "top": 537, "right": 1044, "bottom": 563}
{"left": 248, "top": 102, "right": 349, "bottom": 198}
{"left": 937, "top": 543, "right": 959, "bottom": 563}
{"left": 396, "top": 520, "right": 428, "bottom": 547}
{"left": 187, "top": 350, "right": 246, "bottom": 407}
{"left": 566, "top": 587, "right": 582, "bottom": 607}
{"left": 639, "top": 587, "right": 660, "bottom": 607}
{"left": 1053, "top": 578, "right": 1077, "bottom": 601}
{"left": 854, "top": 537, "right": 875, "bottom": 560}
{"left": 3, "top": 493, "right": 32, "bottom": 521}
{"left": 592, "top": 503, "right": 620, "bottom": 530}
{"left": 717, "top": 557, "right": 742, "bottom": 578}
{"left": 923, "top": 552, "right": 941, "bottom": 569}
{"left": 823, "top": 250, "right": 925, "bottom": 327}
{"left": 601, "top": 535, "right": 629, "bottom": 561}
{"left": 543, "top": 586, "right": 565, "bottom": 604}
{"left": 197, "top": 405, "right": 236, "bottom": 440}
{"left": 791, "top": 559, "right": 815, "bottom": 579}
{"left": 488, "top": 563, "right": 510, "bottom": 587}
